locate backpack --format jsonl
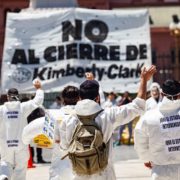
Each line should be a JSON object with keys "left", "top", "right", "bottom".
{"left": 62, "top": 110, "right": 109, "bottom": 175}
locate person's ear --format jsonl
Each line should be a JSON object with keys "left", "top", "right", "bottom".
{"left": 95, "top": 95, "right": 100, "bottom": 104}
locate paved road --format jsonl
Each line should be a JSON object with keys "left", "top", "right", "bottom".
{"left": 26, "top": 145, "right": 151, "bottom": 180}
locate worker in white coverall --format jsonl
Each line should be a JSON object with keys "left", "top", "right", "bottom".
{"left": 49, "top": 72, "right": 106, "bottom": 180}
{"left": 0, "top": 80, "right": 44, "bottom": 180}
{"left": 49, "top": 85, "right": 80, "bottom": 180}
{"left": 59, "top": 65, "right": 156, "bottom": 180}
{"left": 134, "top": 79, "right": 180, "bottom": 180}
{"left": 146, "top": 82, "right": 162, "bottom": 111}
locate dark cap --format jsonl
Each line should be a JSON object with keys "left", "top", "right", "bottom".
{"left": 7, "top": 88, "right": 19, "bottom": 96}
{"left": 162, "top": 79, "right": 180, "bottom": 96}
{"left": 80, "top": 80, "right": 99, "bottom": 90}
{"left": 80, "top": 80, "right": 99, "bottom": 100}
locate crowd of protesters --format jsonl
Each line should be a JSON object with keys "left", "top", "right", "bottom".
{"left": 0, "top": 65, "right": 180, "bottom": 180}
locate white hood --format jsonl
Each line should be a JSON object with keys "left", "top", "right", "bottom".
{"left": 4, "top": 101, "right": 21, "bottom": 110}
{"left": 159, "top": 97, "right": 180, "bottom": 112}
{"left": 75, "top": 99, "right": 102, "bottom": 116}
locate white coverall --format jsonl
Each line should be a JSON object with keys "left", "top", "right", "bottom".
{"left": 60, "top": 98, "right": 145, "bottom": 180}
{"left": 49, "top": 106, "right": 75, "bottom": 180}
{"left": 49, "top": 85, "right": 106, "bottom": 180}
{"left": 0, "top": 89, "right": 44, "bottom": 180}
{"left": 22, "top": 107, "right": 74, "bottom": 180}
{"left": 146, "top": 97, "right": 161, "bottom": 111}
{"left": 134, "top": 97, "right": 180, "bottom": 180}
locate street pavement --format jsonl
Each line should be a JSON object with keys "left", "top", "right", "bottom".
{"left": 26, "top": 145, "right": 151, "bottom": 180}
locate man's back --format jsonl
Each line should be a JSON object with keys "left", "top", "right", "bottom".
{"left": 135, "top": 97, "right": 180, "bottom": 165}
{"left": 60, "top": 98, "right": 145, "bottom": 179}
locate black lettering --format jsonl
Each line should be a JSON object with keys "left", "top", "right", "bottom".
{"left": 91, "top": 64, "right": 97, "bottom": 76}
{"left": 107, "top": 64, "right": 118, "bottom": 79}
{"left": 110, "top": 46, "right": 120, "bottom": 61}
{"left": 94, "top": 45, "right": 108, "bottom": 60}
{"left": 11, "top": 49, "right": 28, "bottom": 64}
{"left": 66, "top": 43, "right": 78, "bottom": 59}
{"left": 126, "top": 45, "right": 138, "bottom": 61}
{"left": 122, "top": 67, "right": 129, "bottom": 78}
{"left": 85, "top": 20, "right": 108, "bottom": 43}
{"left": 28, "top": 49, "right": 40, "bottom": 64}
{"left": 33, "top": 68, "right": 47, "bottom": 80}
{"left": 172, "top": 140, "right": 176, "bottom": 144}
{"left": 118, "top": 65, "right": 123, "bottom": 78}
{"left": 175, "top": 139, "right": 180, "bottom": 144}
{"left": 139, "top": 44, "right": 147, "bottom": 59}
{"left": 62, "top": 19, "right": 82, "bottom": 42}
{"left": 79, "top": 44, "right": 93, "bottom": 60}
{"left": 160, "top": 118, "right": 165, "bottom": 123}
{"left": 136, "top": 63, "right": 144, "bottom": 77}
{"left": 96, "top": 68, "right": 105, "bottom": 81}
{"left": 162, "top": 122, "right": 180, "bottom": 129}
{"left": 44, "top": 46, "right": 57, "bottom": 62}
{"left": 66, "top": 64, "right": 75, "bottom": 76}
{"left": 47, "top": 67, "right": 52, "bottom": 79}
{"left": 130, "top": 68, "right": 136, "bottom": 77}
{"left": 166, "top": 117, "right": 169, "bottom": 122}
{"left": 163, "top": 124, "right": 167, "bottom": 129}
{"left": 52, "top": 69, "right": 65, "bottom": 78}
{"left": 168, "top": 146, "right": 180, "bottom": 152}
{"left": 58, "top": 46, "right": 65, "bottom": 60}
{"left": 165, "top": 140, "right": 172, "bottom": 145}
{"left": 75, "top": 67, "right": 85, "bottom": 78}
{"left": 168, "top": 147, "right": 172, "bottom": 152}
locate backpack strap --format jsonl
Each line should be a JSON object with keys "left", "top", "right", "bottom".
{"left": 77, "top": 109, "right": 104, "bottom": 127}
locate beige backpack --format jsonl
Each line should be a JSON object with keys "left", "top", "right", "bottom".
{"left": 62, "top": 110, "right": 109, "bottom": 175}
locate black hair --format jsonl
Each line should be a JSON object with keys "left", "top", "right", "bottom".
{"left": 162, "top": 79, "right": 180, "bottom": 96}
{"left": 7, "top": 88, "right": 19, "bottom": 96}
{"left": 7, "top": 88, "right": 19, "bottom": 101}
{"left": 62, "top": 86, "right": 79, "bottom": 105}
{"left": 80, "top": 80, "right": 99, "bottom": 100}
{"left": 27, "top": 108, "right": 45, "bottom": 123}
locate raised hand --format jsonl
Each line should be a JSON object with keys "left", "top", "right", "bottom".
{"left": 137, "top": 65, "right": 156, "bottom": 100}
{"left": 33, "top": 79, "right": 42, "bottom": 89}
{"left": 85, "top": 72, "right": 94, "bottom": 80}
{"left": 140, "top": 65, "right": 157, "bottom": 81}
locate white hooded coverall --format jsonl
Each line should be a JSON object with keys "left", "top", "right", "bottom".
{"left": 134, "top": 97, "right": 180, "bottom": 180}
{"left": 60, "top": 98, "right": 145, "bottom": 180}
{"left": 22, "top": 107, "right": 74, "bottom": 180}
{"left": 49, "top": 106, "right": 75, "bottom": 180}
{"left": 49, "top": 84, "right": 106, "bottom": 180}
{"left": 0, "top": 89, "right": 44, "bottom": 180}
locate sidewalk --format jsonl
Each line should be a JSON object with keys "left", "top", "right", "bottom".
{"left": 26, "top": 146, "right": 151, "bottom": 180}
{"left": 115, "top": 159, "right": 151, "bottom": 180}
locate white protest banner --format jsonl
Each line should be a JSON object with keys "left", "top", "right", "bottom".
{"left": 1, "top": 8, "right": 151, "bottom": 93}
